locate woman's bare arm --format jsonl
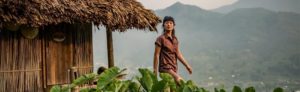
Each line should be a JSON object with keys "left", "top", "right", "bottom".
{"left": 153, "top": 45, "right": 161, "bottom": 76}
{"left": 177, "top": 47, "right": 192, "bottom": 74}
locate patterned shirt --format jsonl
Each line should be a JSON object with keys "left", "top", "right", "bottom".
{"left": 155, "top": 34, "right": 179, "bottom": 73}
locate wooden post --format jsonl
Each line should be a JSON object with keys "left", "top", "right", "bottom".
{"left": 106, "top": 28, "right": 114, "bottom": 68}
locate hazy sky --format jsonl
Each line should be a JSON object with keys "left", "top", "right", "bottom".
{"left": 138, "top": 0, "right": 238, "bottom": 10}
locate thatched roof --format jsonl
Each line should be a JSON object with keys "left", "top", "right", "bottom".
{"left": 0, "top": 0, "right": 161, "bottom": 31}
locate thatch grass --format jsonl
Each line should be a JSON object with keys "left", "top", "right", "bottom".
{"left": 0, "top": 0, "right": 161, "bottom": 31}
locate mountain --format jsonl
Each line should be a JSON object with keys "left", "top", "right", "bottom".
{"left": 156, "top": 0, "right": 300, "bottom": 89}
{"left": 156, "top": 2, "right": 221, "bottom": 17}
{"left": 156, "top": 2, "right": 300, "bottom": 91}
{"left": 214, "top": 0, "right": 300, "bottom": 14}
{"left": 155, "top": 2, "right": 222, "bottom": 32}
{"left": 93, "top": 2, "right": 300, "bottom": 91}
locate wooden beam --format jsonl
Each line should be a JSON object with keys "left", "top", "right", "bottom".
{"left": 106, "top": 28, "right": 114, "bottom": 68}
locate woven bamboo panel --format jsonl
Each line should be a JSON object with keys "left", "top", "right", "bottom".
{"left": 0, "top": 23, "right": 93, "bottom": 92}
{"left": 0, "top": 30, "right": 43, "bottom": 92}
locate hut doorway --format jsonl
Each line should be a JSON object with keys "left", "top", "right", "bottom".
{"left": 44, "top": 23, "right": 94, "bottom": 89}
{"left": 44, "top": 27, "right": 73, "bottom": 85}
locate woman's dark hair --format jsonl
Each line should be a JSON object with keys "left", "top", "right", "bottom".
{"left": 162, "top": 16, "right": 175, "bottom": 36}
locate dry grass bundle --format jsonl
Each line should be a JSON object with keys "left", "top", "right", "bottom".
{"left": 0, "top": 0, "right": 161, "bottom": 32}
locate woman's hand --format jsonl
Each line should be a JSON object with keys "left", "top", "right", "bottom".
{"left": 186, "top": 65, "right": 192, "bottom": 74}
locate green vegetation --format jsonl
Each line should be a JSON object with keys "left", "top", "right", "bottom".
{"left": 51, "top": 67, "right": 284, "bottom": 92}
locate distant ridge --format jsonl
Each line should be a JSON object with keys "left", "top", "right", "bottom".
{"left": 213, "top": 0, "right": 300, "bottom": 13}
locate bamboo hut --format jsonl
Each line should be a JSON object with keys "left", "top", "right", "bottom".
{"left": 0, "top": 0, "right": 161, "bottom": 91}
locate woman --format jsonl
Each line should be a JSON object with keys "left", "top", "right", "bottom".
{"left": 153, "top": 16, "right": 192, "bottom": 83}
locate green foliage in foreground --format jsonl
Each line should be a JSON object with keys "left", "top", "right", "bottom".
{"left": 50, "top": 67, "right": 284, "bottom": 92}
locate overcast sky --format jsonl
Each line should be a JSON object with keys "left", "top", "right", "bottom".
{"left": 138, "top": 0, "right": 238, "bottom": 10}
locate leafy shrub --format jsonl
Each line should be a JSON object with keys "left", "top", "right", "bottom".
{"left": 50, "top": 67, "right": 283, "bottom": 92}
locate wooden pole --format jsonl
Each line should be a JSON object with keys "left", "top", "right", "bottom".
{"left": 106, "top": 28, "right": 114, "bottom": 68}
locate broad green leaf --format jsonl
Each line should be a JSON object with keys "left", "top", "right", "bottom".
{"left": 129, "top": 81, "right": 140, "bottom": 92}
{"left": 220, "top": 89, "right": 226, "bottom": 92}
{"left": 159, "top": 73, "right": 173, "bottom": 81}
{"left": 73, "top": 73, "right": 96, "bottom": 86}
{"left": 147, "top": 69, "right": 158, "bottom": 84}
{"left": 138, "top": 69, "right": 148, "bottom": 78}
{"left": 139, "top": 68, "right": 158, "bottom": 83}
{"left": 160, "top": 73, "right": 177, "bottom": 91}
{"left": 214, "top": 88, "right": 219, "bottom": 92}
{"left": 50, "top": 85, "right": 61, "bottom": 92}
{"left": 245, "top": 87, "right": 255, "bottom": 92}
{"left": 273, "top": 87, "right": 284, "bottom": 92}
{"left": 176, "top": 85, "right": 184, "bottom": 92}
{"left": 182, "top": 85, "right": 192, "bottom": 92}
{"left": 114, "top": 80, "right": 124, "bottom": 92}
{"left": 185, "top": 80, "right": 200, "bottom": 92}
{"left": 169, "top": 80, "right": 177, "bottom": 91}
{"left": 187, "top": 84, "right": 195, "bottom": 91}
{"left": 103, "top": 81, "right": 114, "bottom": 91}
{"left": 79, "top": 88, "right": 89, "bottom": 92}
{"left": 186, "top": 80, "right": 194, "bottom": 86}
{"left": 151, "top": 80, "right": 168, "bottom": 92}
{"left": 138, "top": 68, "right": 161, "bottom": 91}
{"left": 80, "top": 88, "right": 96, "bottom": 92}
{"left": 61, "top": 87, "right": 71, "bottom": 92}
{"left": 101, "top": 79, "right": 125, "bottom": 92}
{"left": 139, "top": 71, "right": 153, "bottom": 91}
{"left": 97, "top": 67, "right": 123, "bottom": 89}
{"left": 119, "top": 80, "right": 131, "bottom": 92}
{"left": 233, "top": 86, "right": 242, "bottom": 92}
{"left": 179, "top": 80, "right": 185, "bottom": 86}
{"left": 200, "top": 88, "right": 209, "bottom": 92}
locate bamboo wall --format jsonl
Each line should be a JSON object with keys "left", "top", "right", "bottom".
{"left": 0, "top": 23, "right": 93, "bottom": 92}
{"left": 0, "top": 30, "right": 43, "bottom": 92}
{"left": 69, "top": 23, "right": 93, "bottom": 82}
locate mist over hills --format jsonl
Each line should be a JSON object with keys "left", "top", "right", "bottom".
{"left": 93, "top": 2, "right": 300, "bottom": 91}
{"left": 213, "top": 0, "right": 300, "bottom": 13}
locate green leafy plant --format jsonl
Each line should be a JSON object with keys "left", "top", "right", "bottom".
{"left": 214, "top": 88, "right": 226, "bottom": 92}
{"left": 233, "top": 86, "right": 242, "bottom": 92}
{"left": 50, "top": 67, "right": 284, "bottom": 92}
{"left": 245, "top": 87, "right": 255, "bottom": 92}
{"left": 273, "top": 87, "right": 284, "bottom": 92}
{"left": 50, "top": 67, "right": 126, "bottom": 92}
